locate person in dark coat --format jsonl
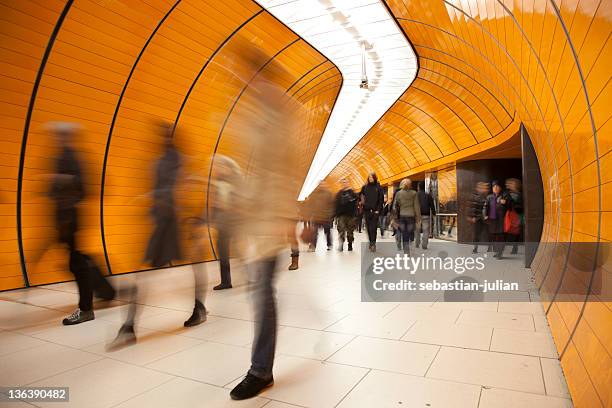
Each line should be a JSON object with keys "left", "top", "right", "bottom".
{"left": 144, "top": 125, "right": 182, "bottom": 267}
{"left": 360, "top": 172, "right": 385, "bottom": 252}
{"left": 109, "top": 122, "right": 182, "bottom": 349}
{"left": 505, "top": 178, "right": 523, "bottom": 254}
{"left": 483, "top": 180, "right": 510, "bottom": 259}
{"left": 468, "top": 181, "right": 489, "bottom": 253}
{"left": 48, "top": 122, "right": 115, "bottom": 326}
{"left": 334, "top": 178, "right": 358, "bottom": 251}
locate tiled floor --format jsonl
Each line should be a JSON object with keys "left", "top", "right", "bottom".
{"left": 0, "top": 232, "right": 573, "bottom": 407}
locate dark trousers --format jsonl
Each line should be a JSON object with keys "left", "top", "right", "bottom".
{"left": 399, "top": 216, "right": 416, "bottom": 251}
{"left": 472, "top": 219, "right": 488, "bottom": 251}
{"left": 365, "top": 210, "right": 379, "bottom": 245}
{"left": 313, "top": 222, "right": 332, "bottom": 248}
{"left": 58, "top": 207, "right": 114, "bottom": 312}
{"left": 217, "top": 226, "right": 231, "bottom": 286}
{"left": 356, "top": 214, "right": 363, "bottom": 232}
{"left": 249, "top": 257, "right": 278, "bottom": 380}
{"left": 492, "top": 233, "right": 505, "bottom": 255}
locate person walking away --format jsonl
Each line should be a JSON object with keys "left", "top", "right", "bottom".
{"left": 415, "top": 181, "right": 435, "bottom": 250}
{"left": 228, "top": 53, "right": 303, "bottom": 400}
{"left": 49, "top": 122, "right": 115, "bottom": 325}
{"left": 468, "top": 182, "right": 489, "bottom": 253}
{"left": 360, "top": 173, "right": 384, "bottom": 252}
{"left": 355, "top": 201, "right": 364, "bottom": 233}
{"left": 393, "top": 178, "right": 421, "bottom": 255}
{"left": 109, "top": 121, "right": 182, "bottom": 348}
{"left": 309, "top": 182, "right": 334, "bottom": 250}
{"left": 335, "top": 178, "right": 358, "bottom": 251}
{"left": 380, "top": 196, "right": 391, "bottom": 238}
{"left": 209, "top": 155, "right": 243, "bottom": 291}
{"left": 483, "top": 181, "right": 510, "bottom": 259}
{"left": 505, "top": 178, "right": 523, "bottom": 254}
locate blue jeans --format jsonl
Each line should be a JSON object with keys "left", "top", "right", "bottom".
{"left": 399, "top": 216, "right": 416, "bottom": 251}
{"left": 248, "top": 257, "right": 278, "bottom": 380}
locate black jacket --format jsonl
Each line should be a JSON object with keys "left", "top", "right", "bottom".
{"left": 360, "top": 182, "right": 384, "bottom": 212}
{"left": 335, "top": 188, "right": 358, "bottom": 217}
{"left": 417, "top": 191, "right": 436, "bottom": 216}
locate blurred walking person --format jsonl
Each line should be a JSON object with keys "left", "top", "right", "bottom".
{"left": 48, "top": 122, "right": 115, "bottom": 325}
{"left": 483, "top": 180, "right": 510, "bottom": 259}
{"left": 415, "top": 181, "right": 435, "bottom": 250}
{"left": 309, "top": 181, "right": 334, "bottom": 251}
{"left": 229, "top": 52, "right": 303, "bottom": 401}
{"left": 468, "top": 182, "right": 489, "bottom": 253}
{"left": 505, "top": 178, "right": 523, "bottom": 254}
{"left": 109, "top": 122, "right": 182, "bottom": 348}
{"left": 392, "top": 178, "right": 421, "bottom": 255}
{"left": 335, "top": 178, "right": 358, "bottom": 251}
{"left": 360, "top": 172, "right": 384, "bottom": 252}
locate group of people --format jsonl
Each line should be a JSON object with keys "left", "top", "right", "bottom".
{"left": 300, "top": 172, "right": 437, "bottom": 256}
{"left": 468, "top": 178, "right": 523, "bottom": 258}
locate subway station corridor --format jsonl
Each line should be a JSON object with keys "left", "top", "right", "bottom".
{"left": 0, "top": 0, "right": 610, "bottom": 406}
{"left": 1, "top": 232, "right": 571, "bottom": 408}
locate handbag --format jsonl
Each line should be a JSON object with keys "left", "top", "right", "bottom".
{"left": 504, "top": 209, "right": 521, "bottom": 235}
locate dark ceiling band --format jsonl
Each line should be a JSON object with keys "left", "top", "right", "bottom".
{"left": 100, "top": 0, "right": 182, "bottom": 275}
{"left": 16, "top": 0, "right": 75, "bottom": 287}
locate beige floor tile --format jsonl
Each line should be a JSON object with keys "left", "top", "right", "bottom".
{"left": 228, "top": 355, "right": 367, "bottom": 408}
{"left": 497, "top": 301, "right": 546, "bottom": 315}
{"left": 0, "top": 343, "right": 101, "bottom": 386}
{"left": 31, "top": 318, "right": 121, "bottom": 349}
{"left": 114, "top": 377, "right": 267, "bottom": 408}
{"left": 31, "top": 358, "right": 171, "bottom": 408}
{"left": 276, "top": 326, "right": 354, "bottom": 360}
{"left": 479, "top": 388, "right": 573, "bottom": 408}
{"left": 0, "top": 302, "right": 66, "bottom": 334}
{"left": 337, "top": 369, "right": 481, "bottom": 408}
{"left": 541, "top": 358, "right": 571, "bottom": 398}
{"left": 84, "top": 328, "right": 203, "bottom": 366}
{"left": 401, "top": 321, "right": 492, "bottom": 350}
{"left": 0, "top": 330, "right": 49, "bottom": 356}
{"left": 278, "top": 307, "right": 346, "bottom": 331}
{"left": 490, "top": 328, "right": 558, "bottom": 358}
{"left": 384, "top": 303, "right": 462, "bottom": 324}
{"left": 426, "top": 347, "right": 544, "bottom": 394}
{"left": 325, "top": 314, "right": 414, "bottom": 339}
{"left": 181, "top": 317, "right": 254, "bottom": 346}
{"left": 328, "top": 336, "right": 439, "bottom": 376}
{"left": 146, "top": 342, "right": 250, "bottom": 386}
{"left": 456, "top": 310, "right": 535, "bottom": 331}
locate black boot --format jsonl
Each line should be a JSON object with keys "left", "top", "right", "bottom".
{"left": 184, "top": 300, "right": 207, "bottom": 327}
{"left": 348, "top": 242, "right": 353, "bottom": 251}
{"left": 230, "top": 373, "right": 274, "bottom": 400}
{"left": 213, "top": 283, "right": 232, "bottom": 290}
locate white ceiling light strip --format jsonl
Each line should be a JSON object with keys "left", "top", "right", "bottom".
{"left": 257, "top": 0, "right": 417, "bottom": 199}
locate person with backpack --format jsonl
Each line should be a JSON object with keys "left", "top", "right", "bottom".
{"left": 415, "top": 181, "right": 435, "bottom": 250}
{"left": 335, "top": 178, "right": 358, "bottom": 251}
{"left": 47, "top": 122, "right": 115, "bottom": 326}
{"left": 360, "top": 172, "right": 385, "bottom": 252}
{"left": 483, "top": 180, "right": 510, "bottom": 259}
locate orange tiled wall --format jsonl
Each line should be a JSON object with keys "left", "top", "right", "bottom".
{"left": 0, "top": 0, "right": 340, "bottom": 287}
{"left": 328, "top": 1, "right": 610, "bottom": 406}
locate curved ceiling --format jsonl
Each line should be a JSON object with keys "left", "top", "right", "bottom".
{"left": 257, "top": 0, "right": 418, "bottom": 199}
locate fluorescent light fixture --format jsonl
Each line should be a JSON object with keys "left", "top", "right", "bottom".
{"left": 258, "top": 0, "right": 417, "bottom": 199}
